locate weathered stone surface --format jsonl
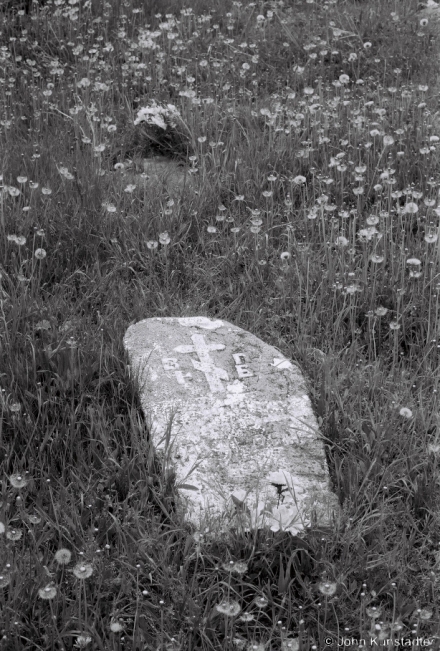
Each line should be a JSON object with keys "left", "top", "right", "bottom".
{"left": 111, "top": 156, "right": 196, "bottom": 199}
{"left": 124, "top": 316, "right": 339, "bottom": 538}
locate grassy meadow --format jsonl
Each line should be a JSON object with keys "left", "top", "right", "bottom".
{"left": 1, "top": 0, "right": 440, "bottom": 648}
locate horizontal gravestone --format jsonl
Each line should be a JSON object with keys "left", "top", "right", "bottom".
{"left": 124, "top": 316, "right": 339, "bottom": 539}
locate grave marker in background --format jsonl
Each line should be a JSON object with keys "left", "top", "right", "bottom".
{"left": 124, "top": 316, "right": 339, "bottom": 538}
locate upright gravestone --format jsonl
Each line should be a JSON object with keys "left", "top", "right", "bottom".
{"left": 124, "top": 316, "right": 339, "bottom": 539}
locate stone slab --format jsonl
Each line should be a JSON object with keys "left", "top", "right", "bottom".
{"left": 123, "top": 316, "right": 339, "bottom": 538}
{"left": 111, "top": 156, "right": 196, "bottom": 200}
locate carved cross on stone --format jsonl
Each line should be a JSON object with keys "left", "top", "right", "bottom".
{"left": 173, "top": 334, "right": 229, "bottom": 393}
{"left": 124, "top": 316, "right": 340, "bottom": 538}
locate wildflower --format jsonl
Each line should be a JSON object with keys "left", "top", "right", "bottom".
{"left": 389, "top": 321, "right": 401, "bottom": 330}
{"left": 38, "top": 583, "right": 57, "bottom": 600}
{"left": 0, "top": 572, "right": 12, "bottom": 588}
{"left": 253, "top": 595, "right": 269, "bottom": 608}
{"left": 281, "top": 639, "right": 300, "bottom": 651}
{"left": 402, "top": 202, "right": 418, "bottom": 214}
{"left": 34, "top": 248, "right": 46, "bottom": 260}
{"left": 222, "top": 561, "right": 248, "bottom": 575}
{"left": 344, "top": 284, "right": 362, "bottom": 295}
{"left": 73, "top": 562, "right": 94, "bottom": 579}
{"left": 428, "top": 442, "right": 440, "bottom": 455}
{"left": 10, "top": 235, "right": 27, "bottom": 246}
{"left": 74, "top": 634, "right": 92, "bottom": 648}
{"left": 215, "top": 600, "right": 241, "bottom": 616}
{"left": 58, "top": 166, "right": 74, "bottom": 180}
{"left": 55, "top": 549, "right": 72, "bottom": 565}
{"left": 318, "top": 581, "right": 337, "bottom": 596}
{"left": 6, "top": 529, "right": 22, "bottom": 541}
{"left": 418, "top": 608, "right": 433, "bottom": 620}
{"left": 383, "top": 135, "right": 394, "bottom": 146}
{"left": 358, "top": 227, "right": 379, "bottom": 242}
{"left": 399, "top": 407, "right": 413, "bottom": 419}
{"left": 159, "top": 232, "right": 171, "bottom": 246}
{"left": 390, "top": 620, "right": 404, "bottom": 632}
{"left": 292, "top": 175, "right": 306, "bottom": 184}
{"left": 9, "top": 473, "right": 28, "bottom": 489}
{"left": 223, "top": 559, "right": 239, "bottom": 576}
{"left": 366, "top": 605, "right": 382, "bottom": 619}
{"left": 239, "top": 612, "right": 255, "bottom": 622}
{"left": 110, "top": 619, "right": 124, "bottom": 632}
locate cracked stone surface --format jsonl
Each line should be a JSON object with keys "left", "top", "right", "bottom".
{"left": 112, "top": 156, "right": 196, "bottom": 199}
{"left": 124, "top": 316, "right": 340, "bottom": 538}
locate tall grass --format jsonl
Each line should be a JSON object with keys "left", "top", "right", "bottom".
{"left": 0, "top": 0, "right": 440, "bottom": 648}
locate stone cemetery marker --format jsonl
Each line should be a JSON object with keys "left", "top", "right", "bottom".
{"left": 111, "top": 156, "right": 196, "bottom": 200}
{"left": 124, "top": 316, "right": 339, "bottom": 539}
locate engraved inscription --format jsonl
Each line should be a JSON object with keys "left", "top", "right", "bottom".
{"left": 162, "top": 357, "right": 191, "bottom": 385}
{"left": 232, "top": 353, "right": 254, "bottom": 379}
{"left": 174, "top": 334, "right": 228, "bottom": 393}
{"left": 162, "top": 357, "right": 179, "bottom": 370}
{"left": 165, "top": 342, "right": 254, "bottom": 392}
